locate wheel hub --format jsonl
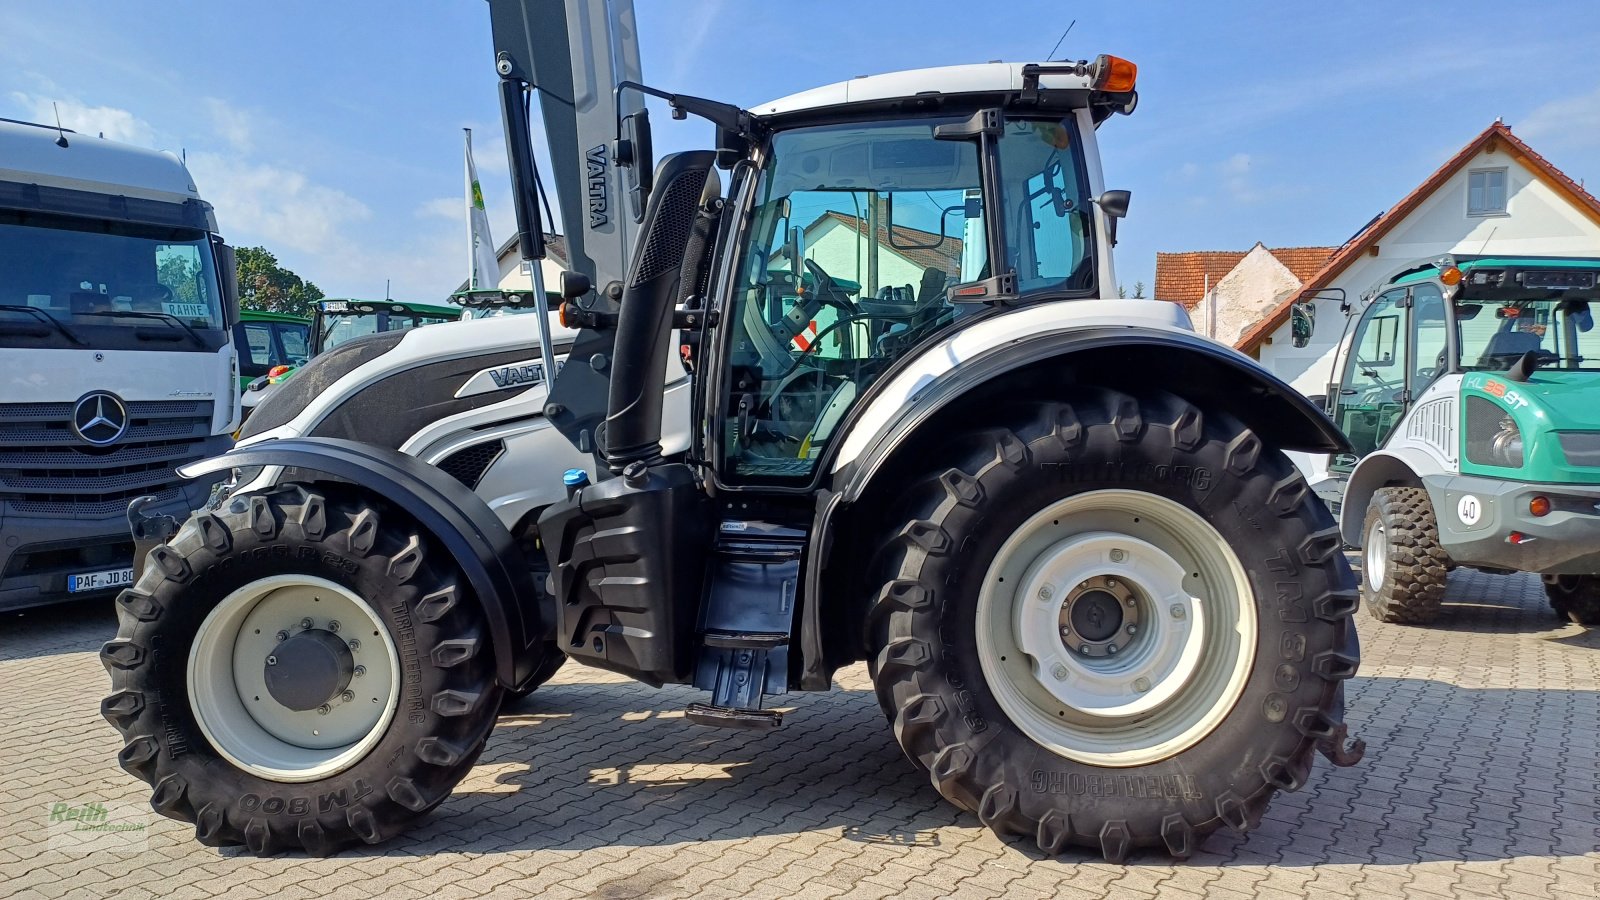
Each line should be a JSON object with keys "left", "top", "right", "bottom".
{"left": 263, "top": 629, "right": 355, "bottom": 712}
{"left": 1059, "top": 577, "right": 1138, "bottom": 656}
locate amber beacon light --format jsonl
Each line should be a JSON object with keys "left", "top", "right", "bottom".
{"left": 1091, "top": 55, "right": 1138, "bottom": 92}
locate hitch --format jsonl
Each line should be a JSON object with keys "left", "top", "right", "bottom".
{"left": 126, "top": 495, "right": 181, "bottom": 584}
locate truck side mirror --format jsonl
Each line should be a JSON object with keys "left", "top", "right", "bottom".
{"left": 1290, "top": 299, "right": 1316, "bottom": 348}
{"left": 215, "top": 241, "right": 240, "bottom": 325}
{"left": 560, "top": 270, "right": 593, "bottom": 300}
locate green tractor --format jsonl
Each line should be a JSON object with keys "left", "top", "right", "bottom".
{"left": 233, "top": 310, "right": 311, "bottom": 392}
{"left": 1315, "top": 256, "right": 1600, "bottom": 624}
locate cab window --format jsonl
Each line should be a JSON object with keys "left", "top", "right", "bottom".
{"left": 1334, "top": 288, "right": 1409, "bottom": 462}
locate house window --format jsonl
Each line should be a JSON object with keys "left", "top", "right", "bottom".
{"left": 1468, "top": 168, "right": 1507, "bottom": 216}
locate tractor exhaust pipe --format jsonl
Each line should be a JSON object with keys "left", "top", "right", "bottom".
{"left": 602, "top": 151, "right": 717, "bottom": 473}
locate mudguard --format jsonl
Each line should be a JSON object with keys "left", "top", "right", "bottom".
{"left": 177, "top": 437, "right": 545, "bottom": 691}
{"left": 1339, "top": 448, "right": 1431, "bottom": 546}
{"left": 832, "top": 324, "right": 1351, "bottom": 502}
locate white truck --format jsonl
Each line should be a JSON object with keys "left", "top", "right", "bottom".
{"left": 0, "top": 117, "right": 239, "bottom": 611}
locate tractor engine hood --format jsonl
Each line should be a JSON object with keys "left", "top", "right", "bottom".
{"left": 1461, "top": 370, "right": 1600, "bottom": 482}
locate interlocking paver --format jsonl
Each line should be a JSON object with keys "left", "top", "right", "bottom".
{"left": 2, "top": 566, "right": 1598, "bottom": 898}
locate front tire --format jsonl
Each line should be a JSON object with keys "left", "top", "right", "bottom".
{"left": 102, "top": 486, "right": 506, "bottom": 854}
{"left": 867, "top": 389, "right": 1361, "bottom": 861}
{"left": 1543, "top": 575, "right": 1600, "bottom": 625}
{"left": 1360, "top": 487, "right": 1449, "bottom": 624}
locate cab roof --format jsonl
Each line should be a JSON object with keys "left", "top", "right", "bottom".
{"left": 0, "top": 117, "right": 201, "bottom": 205}
{"left": 319, "top": 299, "right": 460, "bottom": 317}
{"left": 755, "top": 61, "right": 1104, "bottom": 117}
{"left": 1390, "top": 256, "right": 1600, "bottom": 287}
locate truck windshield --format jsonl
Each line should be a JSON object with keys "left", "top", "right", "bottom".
{"left": 719, "top": 113, "right": 1095, "bottom": 482}
{"left": 1456, "top": 298, "right": 1599, "bottom": 372}
{"left": 0, "top": 214, "right": 223, "bottom": 351}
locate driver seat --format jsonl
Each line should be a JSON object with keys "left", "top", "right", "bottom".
{"left": 1480, "top": 329, "right": 1542, "bottom": 366}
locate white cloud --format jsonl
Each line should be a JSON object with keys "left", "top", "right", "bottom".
{"left": 187, "top": 152, "right": 371, "bottom": 256}
{"left": 417, "top": 196, "right": 462, "bottom": 221}
{"left": 203, "top": 98, "right": 253, "bottom": 153}
{"left": 8, "top": 92, "right": 154, "bottom": 146}
{"left": 1516, "top": 84, "right": 1600, "bottom": 155}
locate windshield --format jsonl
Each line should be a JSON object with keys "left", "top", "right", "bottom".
{"left": 319, "top": 309, "right": 455, "bottom": 352}
{"left": 718, "top": 114, "right": 1095, "bottom": 482}
{"left": 1456, "top": 298, "right": 1598, "bottom": 372}
{"left": 0, "top": 214, "right": 224, "bottom": 351}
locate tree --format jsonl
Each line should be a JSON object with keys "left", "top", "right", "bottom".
{"left": 235, "top": 246, "right": 325, "bottom": 318}
{"left": 1132, "top": 281, "right": 1146, "bottom": 299}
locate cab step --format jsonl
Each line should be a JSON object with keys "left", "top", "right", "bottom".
{"left": 685, "top": 702, "right": 783, "bottom": 730}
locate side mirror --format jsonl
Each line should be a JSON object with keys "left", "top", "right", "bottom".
{"left": 1095, "top": 190, "right": 1130, "bottom": 247}
{"left": 214, "top": 241, "right": 240, "bottom": 325}
{"left": 560, "top": 270, "right": 593, "bottom": 301}
{"left": 615, "top": 107, "right": 654, "bottom": 224}
{"left": 1290, "top": 299, "right": 1316, "bottom": 348}
{"left": 786, "top": 225, "right": 805, "bottom": 277}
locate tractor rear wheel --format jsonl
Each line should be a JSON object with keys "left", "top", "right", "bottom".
{"left": 1360, "top": 487, "right": 1449, "bottom": 624}
{"left": 102, "top": 485, "right": 518, "bottom": 854}
{"left": 1543, "top": 575, "right": 1600, "bottom": 625}
{"left": 867, "top": 389, "right": 1362, "bottom": 861}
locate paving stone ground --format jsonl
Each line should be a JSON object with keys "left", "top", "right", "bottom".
{"left": 1, "top": 566, "right": 1597, "bottom": 899}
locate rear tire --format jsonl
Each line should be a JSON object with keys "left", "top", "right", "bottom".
{"left": 1361, "top": 487, "right": 1449, "bottom": 624}
{"left": 1543, "top": 575, "right": 1600, "bottom": 625}
{"left": 866, "top": 388, "right": 1361, "bottom": 861}
{"left": 102, "top": 485, "right": 511, "bottom": 855}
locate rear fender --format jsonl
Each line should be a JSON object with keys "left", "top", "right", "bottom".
{"left": 178, "top": 437, "right": 545, "bottom": 691}
{"left": 832, "top": 324, "right": 1350, "bottom": 501}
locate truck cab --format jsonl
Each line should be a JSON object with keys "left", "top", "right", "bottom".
{"left": 0, "top": 117, "right": 238, "bottom": 611}
{"left": 1322, "top": 256, "right": 1600, "bottom": 622}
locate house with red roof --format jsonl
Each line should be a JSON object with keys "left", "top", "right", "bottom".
{"left": 1260, "top": 122, "right": 1600, "bottom": 394}
{"left": 1155, "top": 244, "right": 1335, "bottom": 346}
{"left": 1160, "top": 121, "right": 1600, "bottom": 397}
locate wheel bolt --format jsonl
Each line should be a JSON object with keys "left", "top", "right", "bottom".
{"left": 1106, "top": 578, "right": 1118, "bottom": 588}
{"left": 1059, "top": 625, "right": 1071, "bottom": 637}
{"left": 317, "top": 704, "right": 330, "bottom": 715}
{"left": 1038, "top": 585, "right": 1054, "bottom": 601}
{"left": 341, "top": 690, "right": 355, "bottom": 702}
{"left": 1134, "top": 677, "right": 1151, "bottom": 692}
{"left": 348, "top": 639, "right": 361, "bottom": 651}
{"left": 1078, "top": 645, "right": 1091, "bottom": 655}
{"left": 328, "top": 620, "right": 341, "bottom": 633}
{"left": 300, "top": 617, "right": 314, "bottom": 630}
{"left": 354, "top": 665, "right": 366, "bottom": 677}
{"left": 1051, "top": 663, "right": 1069, "bottom": 680}
{"left": 275, "top": 630, "right": 289, "bottom": 642}
{"left": 1127, "top": 625, "right": 1138, "bottom": 635}
{"left": 265, "top": 655, "right": 277, "bottom": 666}
{"left": 1170, "top": 605, "right": 1186, "bottom": 620}
{"left": 1126, "top": 598, "right": 1136, "bottom": 607}
{"left": 1107, "top": 644, "right": 1118, "bottom": 654}
{"left": 1110, "top": 549, "right": 1126, "bottom": 563}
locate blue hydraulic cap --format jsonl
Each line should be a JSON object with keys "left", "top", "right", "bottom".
{"left": 562, "top": 468, "right": 590, "bottom": 487}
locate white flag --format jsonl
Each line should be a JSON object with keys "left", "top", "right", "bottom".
{"left": 465, "top": 129, "right": 499, "bottom": 291}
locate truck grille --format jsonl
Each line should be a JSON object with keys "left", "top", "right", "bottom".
{"left": 0, "top": 401, "right": 214, "bottom": 517}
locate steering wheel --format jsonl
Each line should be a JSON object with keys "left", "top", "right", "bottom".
{"left": 802, "top": 259, "right": 853, "bottom": 311}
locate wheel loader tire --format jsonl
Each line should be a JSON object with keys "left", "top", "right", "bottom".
{"left": 1543, "top": 575, "right": 1600, "bottom": 625}
{"left": 866, "top": 388, "right": 1362, "bottom": 861}
{"left": 1360, "top": 487, "right": 1449, "bottom": 625}
{"left": 101, "top": 485, "right": 515, "bottom": 855}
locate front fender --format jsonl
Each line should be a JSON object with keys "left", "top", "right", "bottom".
{"left": 1340, "top": 449, "right": 1430, "bottom": 546}
{"left": 177, "top": 437, "right": 545, "bottom": 691}
{"left": 831, "top": 324, "right": 1351, "bottom": 502}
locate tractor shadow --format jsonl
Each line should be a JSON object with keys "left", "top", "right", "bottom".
{"left": 1347, "top": 558, "right": 1582, "bottom": 638}
{"left": 0, "top": 594, "right": 119, "bottom": 661}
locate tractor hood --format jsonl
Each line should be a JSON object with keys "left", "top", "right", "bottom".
{"left": 1503, "top": 370, "right": 1600, "bottom": 431}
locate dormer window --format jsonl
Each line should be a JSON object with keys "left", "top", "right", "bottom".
{"left": 1468, "top": 168, "right": 1508, "bottom": 216}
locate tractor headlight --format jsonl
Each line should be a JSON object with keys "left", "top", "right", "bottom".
{"left": 1465, "top": 395, "right": 1524, "bottom": 468}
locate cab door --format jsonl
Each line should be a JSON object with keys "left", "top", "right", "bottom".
{"left": 1331, "top": 287, "right": 1410, "bottom": 469}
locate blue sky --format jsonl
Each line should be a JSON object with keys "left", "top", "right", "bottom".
{"left": 3, "top": 1, "right": 1596, "bottom": 300}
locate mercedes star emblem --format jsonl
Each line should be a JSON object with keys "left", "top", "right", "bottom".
{"left": 71, "top": 391, "right": 129, "bottom": 446}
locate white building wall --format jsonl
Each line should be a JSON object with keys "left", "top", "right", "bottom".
{"left": 805, "top": 218, "right": 936, "bottom": 296}
{"left": 1191, "top": 245, "right": 1302, "bottom": 347}
{"left": 1258, "top": 144, "right": 1600, "bottom": 397}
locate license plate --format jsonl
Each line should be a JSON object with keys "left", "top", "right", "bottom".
{"left": 68, "top": 567, "right": 135, "bottom": 593}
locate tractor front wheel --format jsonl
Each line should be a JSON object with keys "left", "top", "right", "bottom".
{"left": 102, "top": 486, "right": 518, "bottom": 854}
{"left": 1360, "top": 487, "right": 1449, "bottom": 625}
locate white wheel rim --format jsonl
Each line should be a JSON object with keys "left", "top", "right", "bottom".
{"left": 976, "top": 489, "right": 1257, "bottom": 767}
{"left": 1365, "top": 519, "right": 1388, "bottom": 592}
{"left": 188, "top": 575, "right": 401, "bottom": 783}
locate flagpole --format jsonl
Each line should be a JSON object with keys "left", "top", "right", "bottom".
{"left": 463, "top": 128, "right": 475, "bottom": 290}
